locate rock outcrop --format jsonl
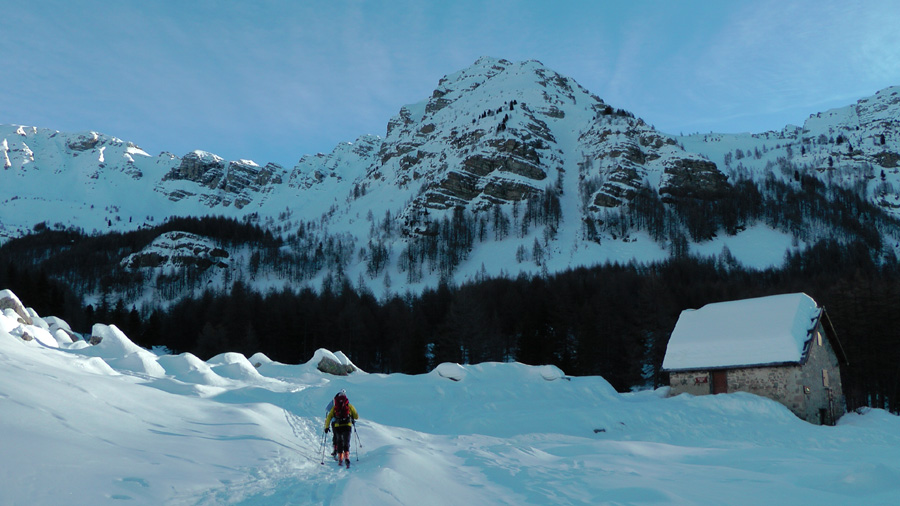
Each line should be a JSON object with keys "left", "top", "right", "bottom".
{"left": 159, "top": 151, "right": 285, "bottom": 208}
{"left": 121, "top": 231, "right": 228, "bottom": 271}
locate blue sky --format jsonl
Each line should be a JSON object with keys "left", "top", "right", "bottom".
{"left": 5, "top": 0, "right": 900, "bottom": 167}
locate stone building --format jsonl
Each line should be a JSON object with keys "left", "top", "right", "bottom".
{"left": 662, "top": 293, "right": 848, "bottom": 425}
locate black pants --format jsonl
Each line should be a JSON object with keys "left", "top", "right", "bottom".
{"left": 333, "top": 425, "right": 352, "bottom": 453}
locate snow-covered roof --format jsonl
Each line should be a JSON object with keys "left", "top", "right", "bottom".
{"left": 662, "top": 293, "right": 821, "bottom": 371}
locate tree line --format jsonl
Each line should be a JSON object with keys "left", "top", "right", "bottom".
{"left": 154, "top": 238, "right": 899, "bottom": 413}
{"left": 6, "top": 234, "right": 894, "bottom": 412}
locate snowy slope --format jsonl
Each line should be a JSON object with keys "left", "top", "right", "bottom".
{"left": 0, "top": 126, "right": 179, "bottom": 238}
{"left": 3, "top": 290, "right": 900, "bottom": 505}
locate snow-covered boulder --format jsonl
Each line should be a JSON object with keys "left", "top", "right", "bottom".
{"left": 82, "top": 324, "right": 165, "bottom": 377}
{"left": 0, "top": 298, "right": 59, "bottom": 348}
{"left": 207, "top": 352, "right": 263, "bottom": 380}
{"left": 536, "top": 364, "right": 565, "bottom": 381}
{"left": 40, "top": 316, "right": 79, "bottom": 344}
{"left": 0, "top": 289, "right": 32, "bottom": 325}
{"left": 434, "top": 362, "right": 467, "bottom": 381}
{"left": 157, "top": 353, "right": 230, "bottom": 386}
{"left": 310, "top": 348, "right": 358, "bottom": 376}
{"left": 7, "top": 323, "right": 59, "bottom": 348}
{"left": 248, "top": 352, "right": 273, "bottom": 368}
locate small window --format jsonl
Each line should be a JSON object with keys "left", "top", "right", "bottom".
{"left": 817, "top": 331, "right": 823, "bottom": 347}
{"left": 822, "top": 369, "right": 829, "bottom": 388}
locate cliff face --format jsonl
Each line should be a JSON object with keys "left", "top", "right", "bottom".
{"left": 158, "top": 151, "right": 285, "bottom": 209}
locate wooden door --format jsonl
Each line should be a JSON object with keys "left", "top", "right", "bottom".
{"left": 712, "top": 371, "right": 728, "bottom": 394}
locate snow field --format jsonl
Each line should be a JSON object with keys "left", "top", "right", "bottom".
{"left": 2, "top": 297, "right": 900, "bottom": 505}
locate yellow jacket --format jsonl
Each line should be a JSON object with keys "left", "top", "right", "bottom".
{"left": 324, "top": 404, "right": 359, "bottom": 429}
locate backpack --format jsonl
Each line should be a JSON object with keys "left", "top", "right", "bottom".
{"left": 333, "top": 393, "right": 351, "bottom": 424}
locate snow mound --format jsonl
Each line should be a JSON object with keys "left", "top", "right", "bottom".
{"left": 434, "top": 362, "right": 467, "bottom": 381}
{"left": 251, "top": 354, "right": 326, "bottom": 385}
{"left": 207, "top": 351, "right": 249, "bottom": 366}
{"left": 157, "top": 353, "right": 230, "bottom": 386}
{"left": 247, "top": 352, "right": 273, "bottom": 367}
{"left": 88, "top": 324, "right": 144, "bottom": 355}
{"left": 78, "top": 324, "right": 165, "bottom": 377}
{"left": 50, "top": 329, "right": 75, "bottom": 346}
{"left": 108, "top": 350, "right": 166, "bottom": 377}
{"left": 0, "top": 311, "right": 19, "bottom": 334}
{"left": 839, "top": 408, "right": 900, "bottom": 429}
{"left": 207, "top": 352, "right": 263, "bottom": 380}
{"left": 536, "top": 364, "right": 565, "bottom": 381}
{"left": 431, "top": 361, "right": 577, "bottom": 386}
{"left": 307, "top": 348, "right": 348, "bottom": 366}
{"left": 75, "top": 356, "right": 119, "bottom": 376}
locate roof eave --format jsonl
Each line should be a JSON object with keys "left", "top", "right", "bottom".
{"left": 664, "top": 360, "right": 802, "bottom": 373}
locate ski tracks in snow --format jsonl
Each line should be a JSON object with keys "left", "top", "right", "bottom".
{"left": 183, "top": 410, "right": 348, "bottom": 505}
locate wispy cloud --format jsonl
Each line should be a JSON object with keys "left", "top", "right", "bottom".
{"left": 5, "top": 1, "right": 899, "bottom": 161}
{"left": 663, "top": 0, "right": 900, "bottom": 132}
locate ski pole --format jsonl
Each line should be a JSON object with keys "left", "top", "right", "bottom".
{"left": 320, "top": 430, "right": 328, "bottom": 465}
{"left": 352, "top": 422, "right": 361, "bottom": 461}
{"left": 353, "top": 421, "right": 362, "bottom": 448}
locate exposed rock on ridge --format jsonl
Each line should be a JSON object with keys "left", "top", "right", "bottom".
{"left": 159, "top": 151, "right": 285, "bottom": 208}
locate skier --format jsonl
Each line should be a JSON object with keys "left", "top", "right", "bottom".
{"left": 324, "top": 389, "right": 344, "bottom": 458}
{"left": 324, "top": 391, "right": 358, "bottom": 468}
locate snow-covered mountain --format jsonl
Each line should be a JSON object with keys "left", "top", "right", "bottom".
{"left": 681, "top": 85, "right": 900, "bottom": 208}
{"left": 4, "top": 57, "right": 900, "bottom": 305}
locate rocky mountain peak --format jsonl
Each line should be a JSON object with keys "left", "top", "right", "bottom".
{"left": 372, "top": 59, "right": 605, "bottom": 219}
{"left": 279, "top": 57, "right": 735, "bottom": 241}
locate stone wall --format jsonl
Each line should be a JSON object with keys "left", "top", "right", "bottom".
{"left": 726, "top": 364, "right": 805, "bottom": 416}
{"left": 669, "top": 371, "right": 714, "bottom": 396}
{"left": 799, "top": 324, "right": 846, "bottom": 424}
{"left": 670, "top": 365, "right": 805, "bottom": 417}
